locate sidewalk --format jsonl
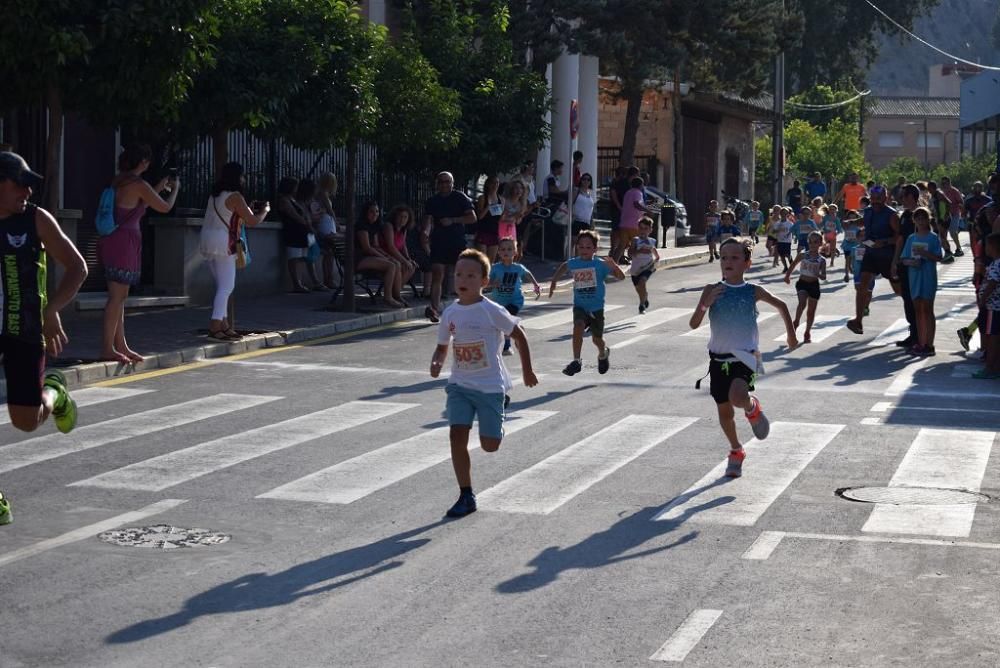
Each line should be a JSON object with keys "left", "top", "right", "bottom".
{"left": 0, "top": 241, "right": 709, "bottom": 400}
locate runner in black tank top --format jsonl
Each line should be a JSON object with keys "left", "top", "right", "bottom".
{"left": 0, "top": 151, "right": 88, "bottom": 525}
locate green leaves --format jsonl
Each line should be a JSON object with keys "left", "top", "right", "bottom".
{"left": 783, "top": 118, "right": 868, "bottom": 182}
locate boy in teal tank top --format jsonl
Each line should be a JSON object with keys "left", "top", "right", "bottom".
{"left": 689, "top": 238, "right": 798, "bottom": 478}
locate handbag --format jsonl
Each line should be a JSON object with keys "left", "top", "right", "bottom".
{"left": 552, "top": 201, "right": 571, "bottom": 226}
{"left": 213, "top": 196, "right": 248, "bottom": 269}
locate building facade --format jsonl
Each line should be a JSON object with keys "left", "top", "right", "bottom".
{"left": 863, "top": 97, "right": 962, "bottom": 170}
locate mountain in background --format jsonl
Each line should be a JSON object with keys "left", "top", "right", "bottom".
{"left": 867, "top": 0, "right": 999, "bottom": 96}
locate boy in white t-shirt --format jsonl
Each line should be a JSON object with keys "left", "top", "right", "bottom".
{"left": 629, "top": 217, "right": 660, "bottom": 314}
{"left": 431, "top": 248, "right": 538, "bottom": 518}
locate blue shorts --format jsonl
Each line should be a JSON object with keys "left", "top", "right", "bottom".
{"left": 445, "top": 383, "right": 505, "bottom": 438}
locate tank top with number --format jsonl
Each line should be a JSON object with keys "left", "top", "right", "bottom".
{"left": 708, "top": 281, "right": 758, "bottom": 355}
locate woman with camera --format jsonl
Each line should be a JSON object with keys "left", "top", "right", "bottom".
{"left": 200, "top": 162, "right": 269, "bottom": 340}
{"left": 99, "top": 144, "right": 179, "bottom": 364}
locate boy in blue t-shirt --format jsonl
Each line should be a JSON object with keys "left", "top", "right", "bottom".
{"left": 548, "top": 229, "right": 625, "bottom": 376}
{"left": 900, "top": 207, "right": 943, "bottom": 356}
{"left": 744, "top": 200, "right": 764, "bottom": 243}
{"left": 792, "top": 206, "right": 818, "bottom": 253}
{"left": 487, "top": 238, "right": 541, "bottom": 355}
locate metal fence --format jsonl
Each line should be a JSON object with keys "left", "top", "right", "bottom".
{"left": 596, "top": 147, "right": 659, "bottom": 189}
{"left": 172, "top": 131, "right": 435, "bottom": 219}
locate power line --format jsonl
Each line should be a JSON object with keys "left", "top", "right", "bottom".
{"left": 785, "top": 90, "right": 871, "bottom": 110}
{"left": 864, "top": 0, "right": 1000, "bottom": 71}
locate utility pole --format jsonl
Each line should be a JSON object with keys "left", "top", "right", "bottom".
{"left": 771, "top": 41, "right": 785, "bottom": 207}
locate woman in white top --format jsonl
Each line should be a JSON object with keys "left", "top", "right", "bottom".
{"left": 312, "top": 172, "right": 339, "bottom": 289}
{"left": 572, "top": 172, "right": 597, "bottom": 239}
{"left": 200, "top": 162, "right": 269, "bottom": 340}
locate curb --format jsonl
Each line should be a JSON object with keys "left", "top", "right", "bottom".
{"left": 0, "top": 248, "right": 712, "bottom": 401}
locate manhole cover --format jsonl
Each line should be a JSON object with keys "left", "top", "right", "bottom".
{"left": 836, "top": 486, "right": 990, "bottom": 505}
{"left": 97, "top": 524, "right": 231, "bottom": 549}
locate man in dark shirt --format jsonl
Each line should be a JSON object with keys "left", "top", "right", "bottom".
{"left": 803, "top": 172, "right": 826, "bottom": 202}
{"left": 786, "top": 179, "right": 803, "bottom": 214}
{"left": 423, "top": 171, "right": 476, "bottom": 321}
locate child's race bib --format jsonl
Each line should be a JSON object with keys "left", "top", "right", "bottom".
{"left": 801, "top": 260, "right": 820, "bottom": 277}
{"left": 855, "top": 246, "right": 866, "bottom": 260}
{"left": 454, "top": 340, "right": 489, "bottom": 371}
{"left": 489, "top": 203, "right": 504, "bottom": 216}
{"left": 573, "top": 267, "right": 597, "bottom": 290}
{"left": 911, "top": 241, "right": 928, "bottom": 257}
{"left": 844, "top": 228, "right": 856, "bottom": 241}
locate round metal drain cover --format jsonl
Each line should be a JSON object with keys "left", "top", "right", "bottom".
{"left": 836, "top": 486, "right": 990, "bottom": 505}
{"left": 98, "top": 524, "right": 231, "bottom": 549}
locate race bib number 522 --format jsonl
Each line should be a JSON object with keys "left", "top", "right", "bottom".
{"left": 573, "top": 268, "right": 597, "bottom": 290}
{"left": 454, "top": 340, "right": 489, "bottom": 370}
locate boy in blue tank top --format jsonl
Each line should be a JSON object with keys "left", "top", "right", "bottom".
{"left": 689, "top": 238, "right": 798, "bottom": 478}
{"left": 487, "top": 238, "right": 540, "bottom": 355}
{"left": 548, "top": 229, "right": 625, "bottom": 376}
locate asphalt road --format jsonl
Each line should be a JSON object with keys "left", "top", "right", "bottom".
{"left": 1, "top": 245, "right": 998, "bottom": 667}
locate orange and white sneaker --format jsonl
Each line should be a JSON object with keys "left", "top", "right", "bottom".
{"left": 725, "top": 449, "right": 745, "bottom": 478}
{"left": 745, "top": 396, "right": 770, "bottom": 440}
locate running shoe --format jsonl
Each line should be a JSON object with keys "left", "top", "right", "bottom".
{"left": 843, "top": 275, "right": 849, "bottom": 283}
{"left": 0, "top": 491, "right": 11, "bottom": 526}
{"left": 424, "top": 306, "right": 439, "bottom": 324}
{"left": 643, "top": 299, "right": 649, "bottom": 310}
{"left": 709, "top": 255, "right": 715, "bottom": 263}
{"left": 715, "top": 252, "right": 721, "bottom": 259}
{"left": 745, "top": 396, "right": 770, "bottom": 440}
{"left": 638, "top": 303, "right": 646, "bottom": 315}
{"left": 502, "top": 341, "right": 513, "bottom": 356}
{"left": 597, "top": 347, "right": 610, "bottom": 375}
{"left": 941, "top": 253, "right": 955, "bottom": 264}
{"left": 894, "top": 337, "right": 914, "bottom": 348}
{"left": 44, "top": 370, "right": 77, "bottom": 434}
{"left": 846, "top": 319, "right": 863, "bottom": 335}
{"left": 863, "top": 307, "right": 870, "bottom": 317}
{"left": 562, "top": 360, "right": 582, "bottom": 376}
{"left": 954, "top": 248, "right": 965, "bottom": 257}
{"left": 725, "top": 449, "right": 745, "bottom": 478}
{"left": 957, "top": 327, "right": 972, "bottom": 352}
{"left": 446, "top": 491, "right": 477, "bottom": 518}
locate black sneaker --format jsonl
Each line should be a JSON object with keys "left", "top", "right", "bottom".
{"left": 954, "top": 248, "right": 965, "bottom": 257}
{"left": 563, "top": 360, "right": 582, "bottom": 376}
{"left": 709, "top": 255, "right": 715, "bottom": 263}
{"left": 424, "top": 306, "right": 439, "bottom": 323}
{"left": 957, "top": 327, "right": 972, "bottom": 352}
{"left": 638, "top": 303, "right": 645, "bottom": 315}
{"left": 895, "top": 337, "right": 915, "bottom": 348}
{"left": 597, "top": 347, "right": 610, "bottom": 374}
{"left": 643, "top": 299, "right": 649, "bottom": 310}
{"left": 941, "top": 253, "right": 955, "bottom": 264}
{"left": 446, "top": 492, "right": 477, "bottom": 518}
{"left": 714, "top": 252, "right": 721, "bottom": 259}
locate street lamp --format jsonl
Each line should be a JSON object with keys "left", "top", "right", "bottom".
{"left": 904, "top": 119, "right": 929, "bottom": 176}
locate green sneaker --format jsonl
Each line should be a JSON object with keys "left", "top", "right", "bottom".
{"left": 43, "top": 370, "right": 77, "bottom": 434}
{"left": 0, "top": 491, "right": 11, "bottom": 526}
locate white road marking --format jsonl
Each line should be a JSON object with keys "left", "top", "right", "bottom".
{"left": 862, "top": 428, "right": 995, "bottom": 537}
{"left": 0, "top": 499, "right": 187, "bottom": 567}
{"left": 884, "top": 357, "right": 931, "bottom": 397}
{"left": 773, "top": 315, "right": 849, "bottom": 344}
{"left": 741, "top": 530, "right": 1000, "bottom": 561}
{"left": 870, "top": 401, "right": 893, "bottom": 413}
{"left": 951, "top": 364, "right": 981, "bottom": 378}
{"left": 477, "top": 415, "right": 697, "bottom": 515}
{"left": 224, "top": 361, "right": 424, "bottom": 376}
{"left": 860, "top": 417, "right": 881, "bottom": 425}
{"left": 611, "top": 334, "right": 650, "bottom": 350}
{"left": 521, "top": 304, "right": 623, "bottom": 330}
{"left": 649, "top": 609, "right": 724, "bottom": 662}
{"left": 257, "top": 410, "right": 556, "bottom": 504}
{"left": 69, "top": 401, "right": 418, "bottom": 492}
{"left": 602, "top": 307, "right": 690, "bottom": 335}
{"left": 0, "top": 394, "right": 280, "bottom": 474}
{"left": 869, "top": 318, "right": 911, "bottom": 347}
{"left": 653, "top": 422, "right": 844, "bottom": 526}
{"left": 0, "top": 387, "right": 155, "bottom": 426}
{"left": 683, "top": 312, "right": 775, "bottom": 338}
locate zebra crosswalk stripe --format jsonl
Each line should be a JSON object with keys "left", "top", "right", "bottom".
{"left": 0, "top": 387, "right": 154, "bottom": 426}
{"left": 861, "top": 427, "right": 995, "bottom": 538}
{"left": 256, "top": 410, "right": 556, "bottom": 504}
{"left": 476, "top": 415, "right": 697, "bottom": 515}
{"left": 774, "top": 315, "right": 850, "bottom": 344}
{"left": 521, "top": 304, "right": 623, "bottom": 330}
{"left": 653, "top": 422, "right": 844, "bottom": 526}
{"left": 0, "top": 394, "right": 280, "bottom": 474}
{"left": 68, "top": 401, "right": 418, "bottom": 492}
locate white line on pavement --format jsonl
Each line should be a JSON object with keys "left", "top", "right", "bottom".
{"left": 0, "top": 387, "right": 154, "bottom": 426}
{"left": 611, "top": 334, "right": 650, "bottom": 350}
{"left": 869, "top": 318, "right": 911, "bottom": 347}
{"left": 477, "top": 415, "right": 697, "bottom": 515}
{"left": 0, "top": 499, "right": 188, "bottom": 568}
{"left": 862, "top": 428, "right": 995, "bottom": 537}
{"left": 884, "top": 357, "right": 931, "bottom": 397}
{"left": 257, "top": 410, "right": 556, "bottom": 504}
{"left": 653, "top": 422, "right": 845, "bottom": 526}
{"left": 521, "top": 304, "right": 623, "bottom": 330}
{"left": 0, "top": 394, "right": 281, "bottom": 474}
{"left": 741, "top": 530, "right": 1000, "bottom": 561}
{"left": 773, "top": 315, "right": 850, "bottom": 344}
{"left": 649, "top": 609, "right": 724, "bottom": 662}
{"left": 69, "top": 401, "right": 418, "bottom": 492}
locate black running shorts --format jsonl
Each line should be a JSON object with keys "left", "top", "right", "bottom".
{"left": 795, "top": 278, "right": 821, "bottom": 301}
{"left": 709, "top": 357, "right": 756, "bottom": 405}
{"left": 572, "top": 306, "right": 605, "bottom": 338}
{"left": 0, "top": 336, "right": 46, "bottom": 407}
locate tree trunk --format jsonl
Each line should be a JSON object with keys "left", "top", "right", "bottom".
{"left": 672, "top": 67, "right": 683, "bottom": 200}
{"left": 342, "top": 138, "right": 358, "bottom": 313}
{"left": 212, "top": 126, "right": 230, "bottom": 180}
{"left": 43, "top": 85, "right": 63, "bottom": 213}
{"left": 620, "top": 88, "right": 643, "bottom": 168}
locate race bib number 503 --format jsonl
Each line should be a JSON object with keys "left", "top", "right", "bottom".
{"left": 454, "top": 340, "right": 489, "bottom": 370}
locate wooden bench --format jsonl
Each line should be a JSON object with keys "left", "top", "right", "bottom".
{"left": 329, "top": 236, "right": 383, "bottom": 305}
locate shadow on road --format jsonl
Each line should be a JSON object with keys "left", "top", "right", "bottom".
{"left": 495, "top": 480, "right": 734, "bottom": 594}
{"left": 106, "top": 520, "right": 447, "bottom": 644}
